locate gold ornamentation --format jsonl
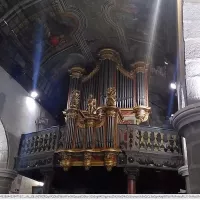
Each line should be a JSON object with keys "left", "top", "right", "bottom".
{"left": 87, "top": 95, "right": 97, "bottom": 115}
{"left": 84, "top": 152, "right": 92, "bottom": 170}
{"left": 63, "top": 109, "right": 79, "bottom": 120}
{"left": 106, "top": 108, "right": 117, "bottom": 117}
{"left": 70, "top": 90, "right": 80, "bottom": 109}
{"left": 60, "top": 152, "right": 72, "bottom": 171}
{"left": 131, "top": 61, "right": 148, "bottom": 74}
{"left": 68, "top": 66, "right": 85, "bottom": 78}
{"left": 98, "top": 48, "right": 121, "bottom": 65}
{"left": 117, "top": 64, "right": 133, "bottom": 79}
{"left": 104, "top": 152, "right": 117, "bottom": 171}
{"left": 82, "top": 64, "right": 100, "bottom": 83}
{"left": 106, "top": 87, "right": 116, "bottom": 107}
{"left": 133, "top": 106, "right": 151, "bottom": 125}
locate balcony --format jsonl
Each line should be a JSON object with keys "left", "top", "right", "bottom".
{"left": 15, "top": 123, "right": 183, "bottom": 180}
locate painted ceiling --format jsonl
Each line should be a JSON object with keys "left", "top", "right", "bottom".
{"left": 0, "top": 0, "right": 177, "bottom": 123}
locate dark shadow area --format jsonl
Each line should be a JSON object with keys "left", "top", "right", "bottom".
{"left": 51, "top": 167, "right": 127, "bottom": 194}
{"left": 137, "top": 168, "right": 185, "bottom": 194}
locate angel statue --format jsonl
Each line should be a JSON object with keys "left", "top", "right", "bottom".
{"left": 87, "top": 94, "right": 97, "bottom": 115}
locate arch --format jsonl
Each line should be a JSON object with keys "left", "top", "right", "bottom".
{"left": 0, "top": 120, "right": 8, "bottom": 168}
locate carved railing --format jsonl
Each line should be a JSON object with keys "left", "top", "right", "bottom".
{"left": 117, "top": 125, "right": 183, "bottom": 170}
{"left": 118, "top": 125, "right": 180, "bottom": 153}
{"left": 16, "top": 124, "right": 183, "bottom": 172}
{"left": 18, "top": 126, "right": 59, "bottom": 156}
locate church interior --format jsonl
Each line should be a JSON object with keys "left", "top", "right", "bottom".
{"left": 0, "top": 0, "right": 199, "bottom": 194}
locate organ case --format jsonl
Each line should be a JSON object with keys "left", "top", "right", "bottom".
{"left": 58, "top": 49, "right": 151, "bottom": 171}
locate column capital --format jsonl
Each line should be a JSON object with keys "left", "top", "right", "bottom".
{"left": 178, "top": 165, "right": 189, "bottom": 177}
{"left": 172, "top": 102, "right": 200, "bottom": 132}
{"left": 68, "top": 66, "right": 85, "bottom": 78}
{"left": 0, "top": 169, "right": 17, "bottom": 194}
{"left": 124, "top": 167, "right": 139, "bottom": 180}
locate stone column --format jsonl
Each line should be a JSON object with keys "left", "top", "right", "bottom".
{"left": 178, "top": 165, "right": 191, "bottom": 193}
{"left": 124, "top": 168, "right": 139, "bottom": 194}
{"left": 0, "top": 169, "right": 17, "bottom": 194}
{"left": 173, "top": 103, "right": 200, "bottom": 193}
{"left": 173, "top": 0, "right": 200, "bottom": 194}
{"left": 41, "top": 169, "right": 54, "bottom": 194}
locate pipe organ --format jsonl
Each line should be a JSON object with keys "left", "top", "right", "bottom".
{"left": 58, "top": 49, "right": 151, "bottom": 171}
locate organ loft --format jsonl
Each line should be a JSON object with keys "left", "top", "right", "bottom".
{"left": 15, "top": 48, "right": 184, "bottom": 194}
{"left": 0, "top": 0, "right": 192, "bottom": 194}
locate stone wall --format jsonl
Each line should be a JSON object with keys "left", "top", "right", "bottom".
{"left": 0, "top": 66, "right": 57, "bottom": 193}
{"left": 184, "top": 0, "right": 200, "bottom": 104}
{"left": 0, "top": 66, "right": 57, "bottom": 169}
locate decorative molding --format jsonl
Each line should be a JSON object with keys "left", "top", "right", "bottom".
{"left": 118, "top": 151, "right": 183, "bottom": 170}
{"left": 0, "top": 169, "right": 17, "bottom": 180}
{"left": 178, "top": 165, "right": 189, "bottom": 177}
{"left": 172, "top": 102, "right": 200, "bottom": 132}
{"left": 68, "top": 66, "right": 85, "bottom": 79}
{"left": 124, "top": 167, "right": 139, "bottom": 180}
{"left": 82, "top": 63, "right": 100, "bottom": 83}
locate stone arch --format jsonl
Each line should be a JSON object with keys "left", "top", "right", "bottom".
{"left": 0, "top": 120, "right": 17, "bottom": 194}
{"left": 0, "top": 120, "right": 8, "bottom": 168}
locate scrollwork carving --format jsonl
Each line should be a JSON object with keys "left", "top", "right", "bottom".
{"left": 104, "top": 152, "right": 117, "bottom": 171}
{"left": 60, "top": 152, "right": 72, "bottom": 171}
{"left": 70, "top": 90, "right": 80, "bottom": 109}
{"left": 84, "top": 152, "right": 92, "bottom": 170}
{"left": 106, "top": 87, "right": 116, "bottom": 107}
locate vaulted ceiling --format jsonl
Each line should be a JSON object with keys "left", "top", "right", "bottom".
{"left": 0, "top": 0, "right": 177, "bottom": 123}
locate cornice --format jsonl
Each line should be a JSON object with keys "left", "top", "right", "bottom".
{"left": 172, "top": 102, "right": 200, "bottom": 133}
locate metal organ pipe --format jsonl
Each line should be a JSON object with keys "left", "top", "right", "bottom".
{"left": 63, "top": 66, "right": 85, "bottom": 149}
{"left": 132, "top": 62, "right": 149, "bottom": 107}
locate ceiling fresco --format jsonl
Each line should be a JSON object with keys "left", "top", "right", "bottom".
{"left": 0, "top": 0, "right": 177, "bottom": 122}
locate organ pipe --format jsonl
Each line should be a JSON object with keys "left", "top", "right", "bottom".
{"left": 132, "top": 62, "right": 151, "bottom": 124}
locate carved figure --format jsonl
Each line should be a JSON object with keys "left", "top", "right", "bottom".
{"left": 70, "top": 90, "right": 80, "bottom": 109}
{"left": 106, "top": 87, "right": 116, "bottom": 106}
{"left": 87, "top": 95, "right": 97, "bottom": 115}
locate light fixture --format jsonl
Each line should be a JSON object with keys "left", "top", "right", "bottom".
{"left": 170, "top": 82, "right": 176, "bottom": 90}
{"left": 164, "top": 61, "right": 168, "bottom": 65}
{"left": 30, "top": 90, "right": 38, "bottom": 98}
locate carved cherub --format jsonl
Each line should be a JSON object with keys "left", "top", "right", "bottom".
{"left": 87, "top": 94, "right": 97, "bottom": 115}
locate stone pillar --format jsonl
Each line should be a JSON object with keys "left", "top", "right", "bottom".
{"left": 41, "top": 169, "right": 54, "bottom": 194}
{"left": 174, "top": 0, "right": 200, "bottom": 194}
{"left": 173, "top": 103, "right": 200, "bottom": 193}
{"left": 178, "top": 165, "right": 191, "bottom": 193}
{"left": 0, "top": 169, "right": 17, "bottom": 194}
{"left": 124, "top": 168, "right": 139, "bottom": 194}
